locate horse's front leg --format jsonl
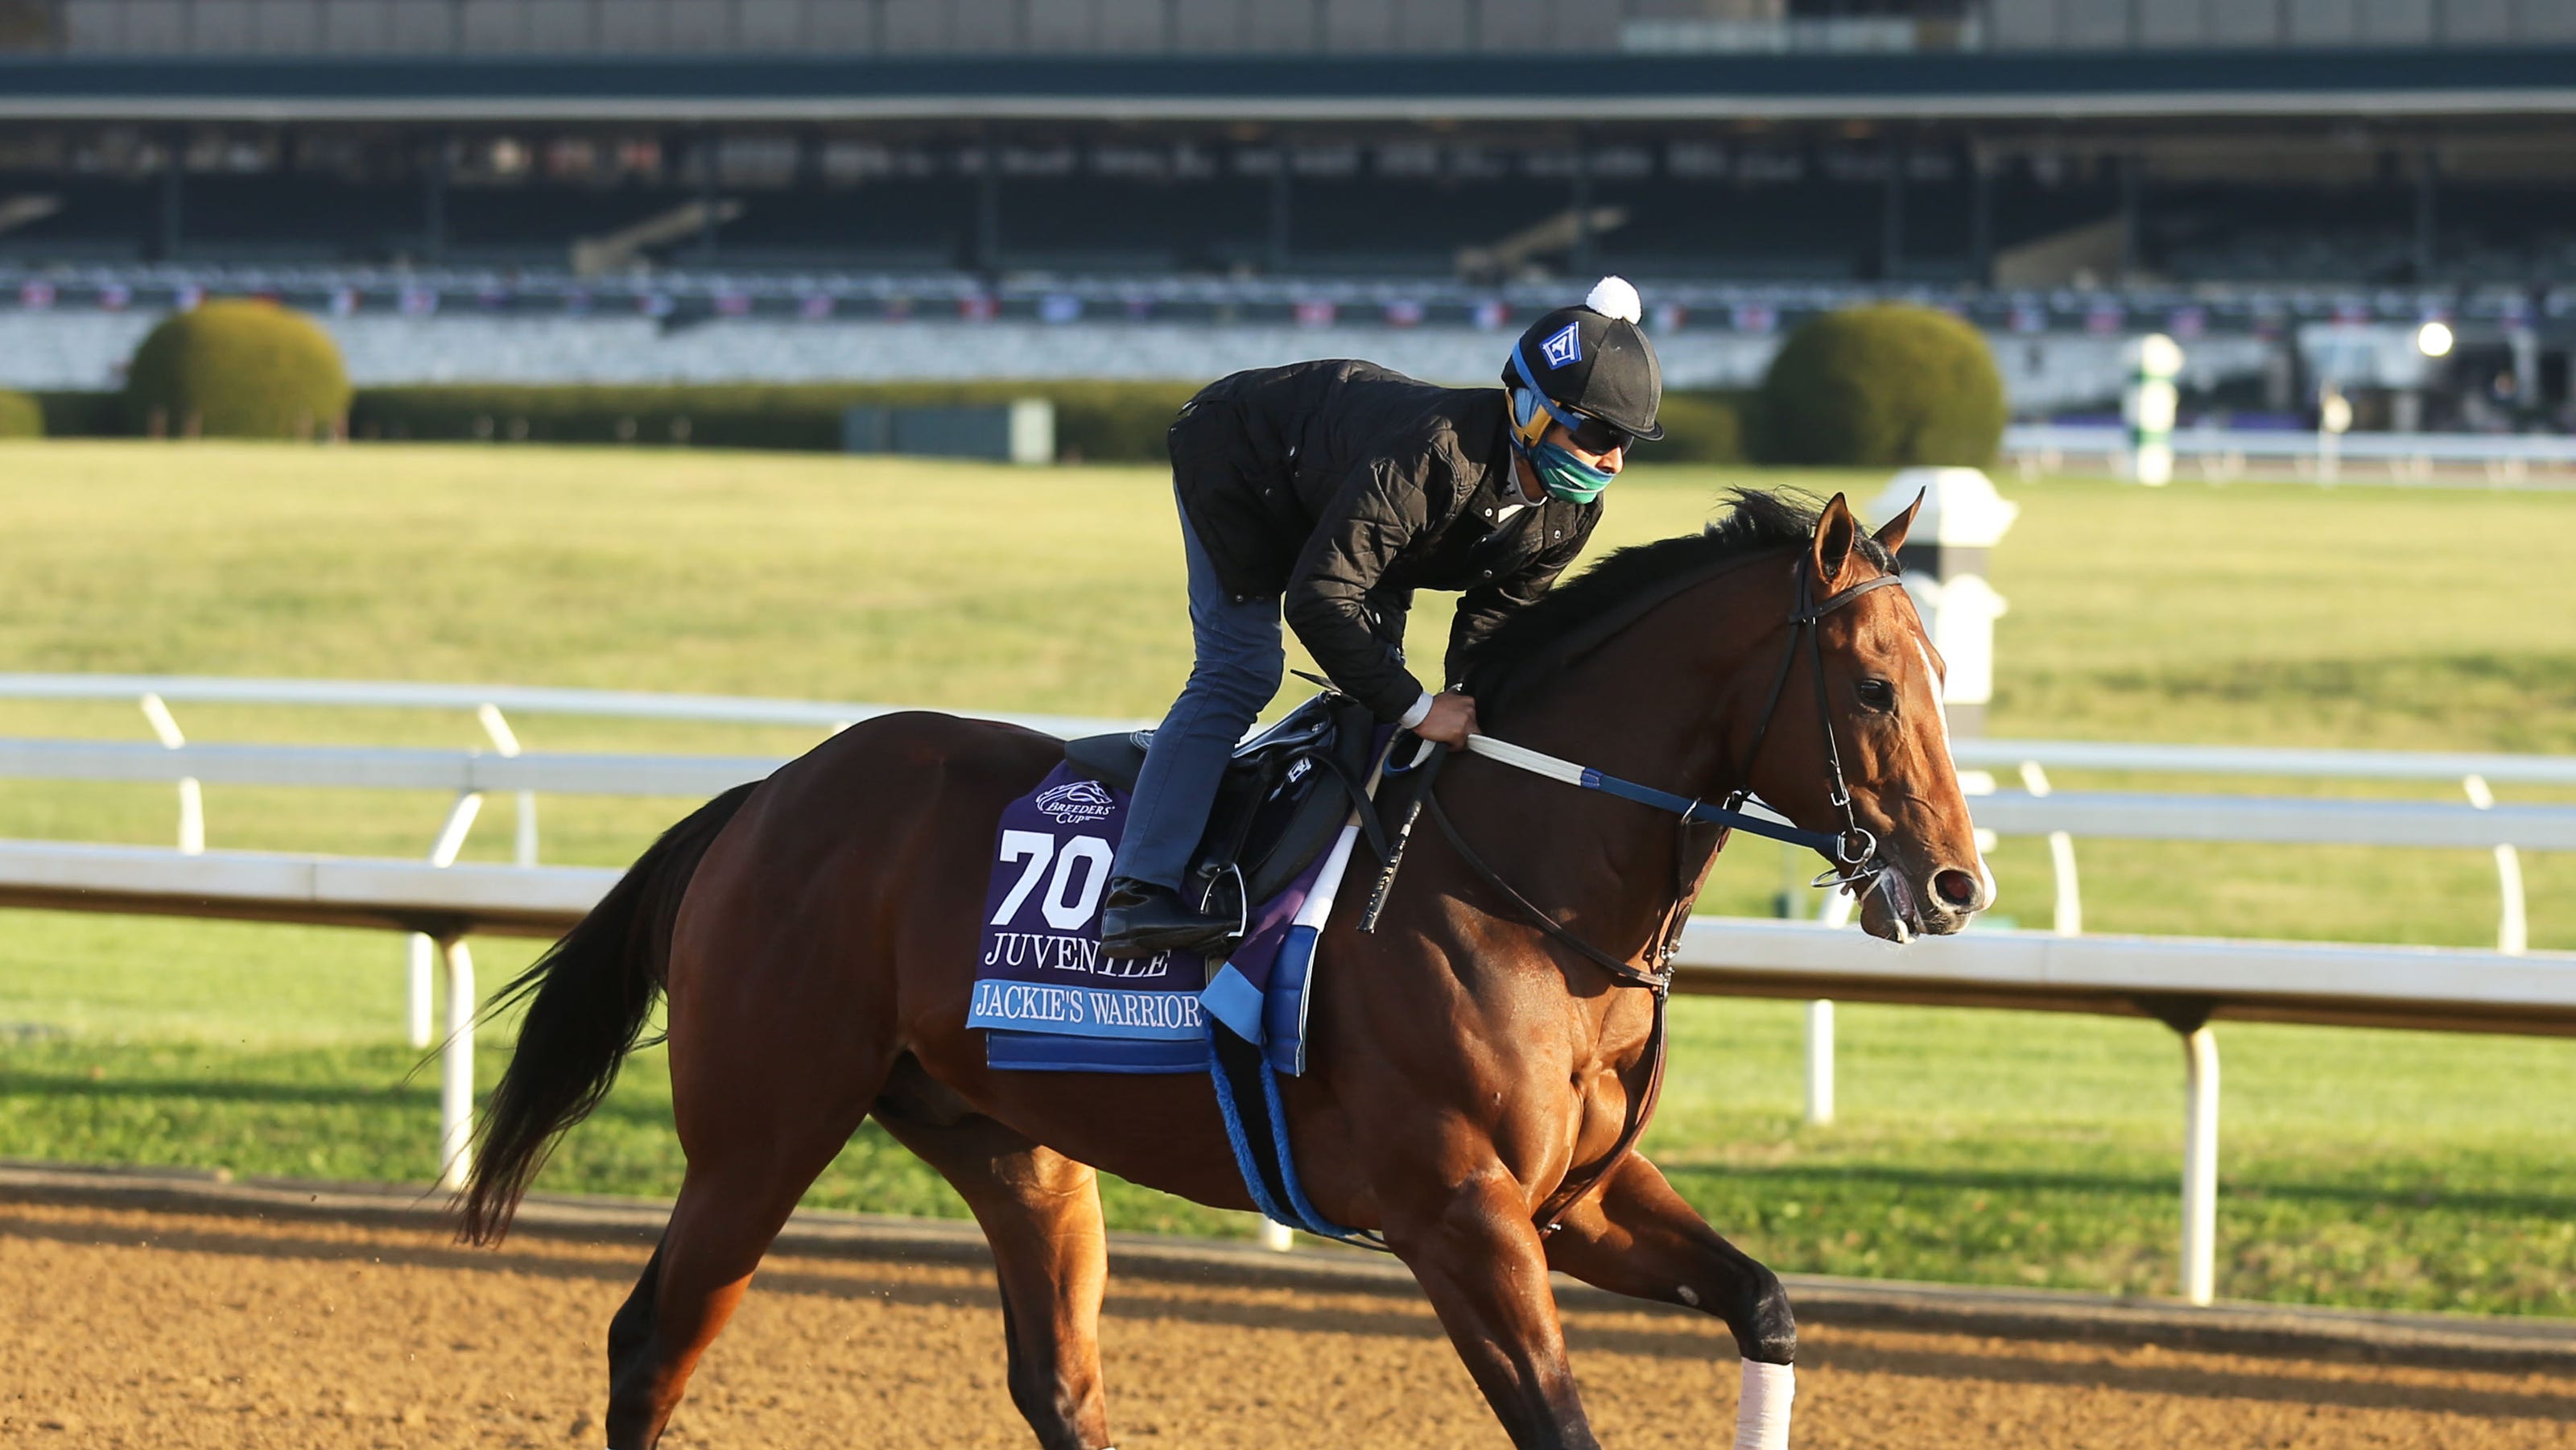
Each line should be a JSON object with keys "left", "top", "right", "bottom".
{"left": 1542, "top": 1154, "right": 1797, "bottom": 1450}
{"left": 1384, "top": 1165, "right": 1600, "bottom": 1450}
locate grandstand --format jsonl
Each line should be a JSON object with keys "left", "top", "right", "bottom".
{"left": 2, "top": 1, "right": 2574, "bottom": 419}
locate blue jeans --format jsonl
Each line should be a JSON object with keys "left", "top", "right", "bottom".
{"left": 1113, "top": 498, "right": 1285, "bottom": 892}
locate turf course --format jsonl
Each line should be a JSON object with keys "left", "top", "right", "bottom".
{"left": 0, "top": 440, "right": 2569, "bottom": 1316}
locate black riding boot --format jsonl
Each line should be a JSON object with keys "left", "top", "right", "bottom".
{"left": 1099, "top": 878, "right": 1233, "bottom": 959}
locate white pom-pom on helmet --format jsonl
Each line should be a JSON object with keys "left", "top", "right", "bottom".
{"left": 1583, "top": 275, "right": 1644, "bottom": 325}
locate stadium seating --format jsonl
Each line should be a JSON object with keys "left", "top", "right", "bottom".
{"left": 10, "top": 159, "right": 2574, "bottom": 288}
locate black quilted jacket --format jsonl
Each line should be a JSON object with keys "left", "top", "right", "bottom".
{"left": 1170, "top": 360, "right": 1601, "bottom": 723}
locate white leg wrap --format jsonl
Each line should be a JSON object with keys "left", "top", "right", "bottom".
{"left": 1732, "top": 1359, "right": 1794, "bottom": 1450}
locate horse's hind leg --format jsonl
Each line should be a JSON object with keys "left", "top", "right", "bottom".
{"left": 601, "top": 1092, "right": 872, "bottom": 1448}
{"left": 1541, "top": 1155, "right": 1798, "bottom": 1450}
{"left": 874, "top": 1062, "right": 1113, "bottom": 1450}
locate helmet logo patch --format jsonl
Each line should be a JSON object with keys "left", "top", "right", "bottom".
{"left": 1539, "top": 323, "right": 1583, "bottom": 370}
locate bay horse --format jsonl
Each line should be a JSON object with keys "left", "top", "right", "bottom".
{"left": 460, "top": 489, "right": 1988, "bottom": 1450}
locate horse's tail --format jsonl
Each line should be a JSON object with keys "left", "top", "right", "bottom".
{"left": 458, "top": 781, "right": 759, "bottom": 1245}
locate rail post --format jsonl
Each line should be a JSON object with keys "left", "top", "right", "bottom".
{"left": 477, "top": 703, "right": 538, "bottom": 865}
{"left": 138, "top": 693, "right": 202, "bottom": 854}
{"left": 2462, "top": 775, "right": 2528, "bottom": 955}
{"left": 2145, "top": 997, "right": 2221, "bottom": 1307}
{"left": 410, "top": 791, "right": 484, "bottom": 1047}
{"left": 2123, "top": 333, "right": 2182, "bottom": 485}
{"left": 1803, "top": 999, "right": 1835, "bottom": 1126}
{"left": 2019, "top": 761, "right": 2082, "bottom": 936}
{"left": 2317, "top": 383, "right": 2351, "bottom": 483}
{"left": 1807, "top": 880, "right": 1855, "bottom": 1126}
{"left": 2181, "top": 1026, "right": 2220, "bottom": 1306}
{"left": 436, "top": 933, "right": 476, "bottom": 1192}
{"left": 408, "top": 935, "right": 433, "bottom": 1049}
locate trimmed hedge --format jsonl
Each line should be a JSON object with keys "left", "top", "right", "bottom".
{"left": 350, "top": 381, "right": 1749, "bottom": 465}
{"left": 124, "top": 299, "right": 353, "bottom": 440}
{"left": 0, "top": 389, "right": 40, "bottom": 439}
{"left": 1750, "top": 304, "right": 2005, "bottom": 468}
{"left": 1650, "top": 391, "right": 1747, "bottom": 465}
{"left": 50, "top": 374, "right": 1749, "bottom": 464}
{"left": 348, "top": 382, "right": 1203, "bottom": 462}
{"left": 34, "top": 390, "right": 122, "bottom": 437}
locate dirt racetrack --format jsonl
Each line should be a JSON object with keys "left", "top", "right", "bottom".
{"left": 4, "top": 1199, "right": 2574, "bottom": 1450}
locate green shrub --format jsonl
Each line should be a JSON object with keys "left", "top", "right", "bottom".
{"left": 123, "top": 299, "right": 353, "bottom": 440}
{"left": 1650, "top": 390, "right": 1748, "bottom": 465}
{"left": 1751, "top": 304, "right": 2004, "bottom": 468}
{"left": 1038, "top": 380, "right": 1203, "bottom": 463}
{"left": 348, "top": 380, "right": 1757, "bottom": 466}
{"left": 348, "top": 381, "right": 1202, "bottom": 461}
{"left": 33, "top": 390, "right": 124, "bottom": 437}
{"left": 0, "top": 389, "right": 40, "bottom": 439}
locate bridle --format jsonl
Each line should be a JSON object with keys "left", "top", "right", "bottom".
{"left": 1724, "top": 557, "right": 1913, "bottom": 894}
{"left": 1418, "top": 550, "right": 1910, "bottom": 989}
{"left": 1401, "top": 547, "right": 1910, "bottom": 1233}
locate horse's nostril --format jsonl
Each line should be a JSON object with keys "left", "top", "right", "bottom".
{"left": 1932, "top": 869, "right": 1979, "bottom": 909}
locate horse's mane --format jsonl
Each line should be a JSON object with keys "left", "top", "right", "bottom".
{"left": 1460, "top": 489, "right": 1897, "bottom": 702}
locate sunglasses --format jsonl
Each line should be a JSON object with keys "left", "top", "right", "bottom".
{"left": 1561, "top": 411, "right": 1633, "bottom": 456}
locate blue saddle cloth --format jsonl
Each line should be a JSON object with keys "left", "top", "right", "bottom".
{"left": 966, "top": 762, "right": 1355, "bottom": 1077}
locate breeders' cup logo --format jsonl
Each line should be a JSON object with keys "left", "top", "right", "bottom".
{"left": 1540, "top": 322, "right": 1583, "bottom": 370}
{"left": 1034, "top": 779, "right": 1117, "bottom": 824}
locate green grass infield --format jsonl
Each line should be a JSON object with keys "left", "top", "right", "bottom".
{"left": 0, "top": 440, "right": 2570, "bottom": 1315}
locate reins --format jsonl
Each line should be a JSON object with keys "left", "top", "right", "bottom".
{"left": 1449, "top": 734, "right": 1840, "bottom": 859}
{"left": 1416, "top": 550, "right": 1908, "bottom": 1233}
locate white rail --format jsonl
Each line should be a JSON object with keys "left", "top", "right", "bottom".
{"left": 10, "top": 739, "right": 2572, "bottom": 850}
{"left": 1, "top": 675, "right": 2563, "bottom": 950}
{"left": 1663, "top": 919, "right": 2576, "bottom": 1035}
{"left": 0, "top": 838, "right": 613, "bottom": 935}
{"left": 0, "top": 837, "right": 612, "bottom": 1192}
{"left": 1953, "top": 737, "right": 2576, "bottom": 787}
{"left": 2003, "top": 423, "right": 2576, "bottom": 485}
{"left": 0, "top": 737, "right": 779, "bottom": 798}
{"left": 0, "top": 672, "right": 1149, "bottom": 738}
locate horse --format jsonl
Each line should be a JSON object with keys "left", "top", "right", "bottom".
{"left": 459, "top": 488, "right": 1988, "bottom": 1450}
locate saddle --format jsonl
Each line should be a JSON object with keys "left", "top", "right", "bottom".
{"left": 1062, "top": 691, "right": 1393, "bottom": 928}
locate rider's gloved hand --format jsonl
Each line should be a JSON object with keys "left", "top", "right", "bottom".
{"left": 1414, "top": 692, "right": 1479, "bottom": 751}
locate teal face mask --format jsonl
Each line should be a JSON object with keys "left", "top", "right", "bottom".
{"left": 1509, "top": 385, "right": 1616, "bottom": 505}
{"left": 1528, "top": 440, "right": 1614, "bottom": 504}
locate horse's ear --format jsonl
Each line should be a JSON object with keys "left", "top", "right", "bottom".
{"left": 1872, "top": 488, "right": 1925, "bottom": 555}
{"left": 1812, "top": 493, "right": 1861, "bottom": 589}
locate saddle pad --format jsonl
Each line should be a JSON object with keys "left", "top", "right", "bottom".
{"left": 968, "top": 762, "right": 1349, "bottom": 1076}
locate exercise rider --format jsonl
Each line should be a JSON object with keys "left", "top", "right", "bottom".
{"left": 1100, "top": 276, "right": 1666, "bottom": 958}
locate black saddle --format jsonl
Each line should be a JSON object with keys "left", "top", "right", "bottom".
{"left": 1062, "top": 692, "right": 1384, "bottom": 919}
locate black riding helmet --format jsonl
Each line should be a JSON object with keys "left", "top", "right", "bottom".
{"left": 1502, "top": 276, "right": 1666, "bottom": 445}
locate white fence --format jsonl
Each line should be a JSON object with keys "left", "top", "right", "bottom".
{"left": 2004, "top": 423, "right": 2576, "bottom": 486}
{"left": 0, "top": 673, "right": 2570, "bottom": 1305}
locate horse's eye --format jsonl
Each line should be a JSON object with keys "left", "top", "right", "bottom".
{"left": 1856, "top": 678, "right": 1897, "bottom": 712}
